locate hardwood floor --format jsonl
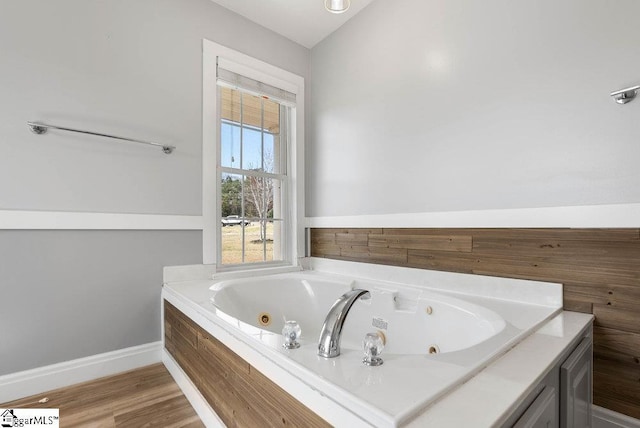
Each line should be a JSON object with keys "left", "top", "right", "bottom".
{"left": 1, "top": 363, "right": 204, "bottom": 427}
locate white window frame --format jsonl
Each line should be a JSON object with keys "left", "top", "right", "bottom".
{"left": 202, "top": 39, "right": 305, "bottom": 270}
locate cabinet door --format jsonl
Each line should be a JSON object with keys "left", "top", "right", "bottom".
{"left": 514, "top": 386, "right": 558, "bottom": 428}
{"left": 560, "top": 337, "right": 592, "bottom": 428}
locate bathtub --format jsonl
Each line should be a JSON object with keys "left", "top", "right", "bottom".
{"left": 209, "top": 272, "right": 507, "bottom": 355}
{"left": 162, "top": 260, "right": 562, "bottom": 427}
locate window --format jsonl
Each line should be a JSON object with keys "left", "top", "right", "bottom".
{"left": 202, "top": 40, "right": 304, "bottom": 269}
{"left": 218, "top": 87, "right": 288, "bottom": 264}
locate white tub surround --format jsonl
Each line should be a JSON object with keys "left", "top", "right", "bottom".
{"left": 163, "top": 264, "right": 217, "bottom": 283}
{"left": 408, "top": 311, "right": 593, "bottom": 426}
{"left": 161, "top": 260, "right": 592, "bottom": 427}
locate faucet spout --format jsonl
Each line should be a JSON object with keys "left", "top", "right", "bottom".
{"left": 318, "top": 289, "right": 371, "bottom": 358}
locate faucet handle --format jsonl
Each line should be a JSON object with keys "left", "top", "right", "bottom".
{"left": 362, "top": 332, "right": 384, "bottom": 366}
{"left": 282, "top": 320, "right": 302, "bottom": 349}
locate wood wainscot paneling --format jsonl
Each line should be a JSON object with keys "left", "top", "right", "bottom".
{"left": 164, "top": 301, "right": 331, "bottom": 428}
{"left": 310, "top": 228, "right": 640, "bottom": 419}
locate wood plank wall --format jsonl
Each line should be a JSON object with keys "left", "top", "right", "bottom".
{"left": 164, "top": 301, "right": 331, "bottom": 428}
{"left": 310, "top": 228, "right": 640, "bottom": 419}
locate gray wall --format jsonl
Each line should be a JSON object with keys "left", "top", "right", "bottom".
{"left": 308, "top": 0, "right": 640, "bottom": 217}
{"left": 0, "top": 0, "right": 310, "bottom": 374}
{"left": 0, "top": 0, "right": 309, "bottom": 215}
{"left": 0, "top": 231, "right": 201, "bottom": 375}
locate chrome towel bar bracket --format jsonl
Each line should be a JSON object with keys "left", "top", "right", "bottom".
{"left": 27, "top": 121, "right": 175, "bottom": 154}
{"left": 610, "top": 85, "right": 640, "bottom": 105}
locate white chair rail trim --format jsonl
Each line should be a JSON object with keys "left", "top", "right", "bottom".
{"left": 0, "top": 210, "right": 203, "bottom": 230}
{"left": 306, "top": 203, "right": 640, "bottom": 229}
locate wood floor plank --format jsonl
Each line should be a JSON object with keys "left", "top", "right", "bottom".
{"left": 1, "top": 363, "right": 203, "bottom": 428}
{"left": 114, "top": 394, "right": 202, "bottom": 428}
{"left": 61, "top": 410, "right": 116, "bottom": 428}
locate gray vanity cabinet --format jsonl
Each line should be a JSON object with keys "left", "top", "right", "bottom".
{"left": 560, "top": 337, "right": 593, "bottom": 428}
{"left": 513, "top": 386, "right": 558, "bottom": 428}
{"left": 506, "top": 328, "right": 593, "bottom": 428}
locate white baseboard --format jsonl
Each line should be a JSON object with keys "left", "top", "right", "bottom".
{"left": 162, "top": 350, "right": 225, "bottom": 428}
{"left": 0, "top": 341, "right": 162, "bottom": 403}
{"left": 594, "top": 405, "right": 640, "bottom": 428}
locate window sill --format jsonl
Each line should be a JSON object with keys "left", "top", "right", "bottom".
{"left": 211, "top": 263, "right": 302, "bottom": 281}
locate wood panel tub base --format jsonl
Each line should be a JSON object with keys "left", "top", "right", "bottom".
{"left": 163, "top": 300, "right": 331, "bottom": 428}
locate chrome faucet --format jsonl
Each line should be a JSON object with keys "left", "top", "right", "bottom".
{"left": 318, "top": 289, "right": 371, "bottom": 358}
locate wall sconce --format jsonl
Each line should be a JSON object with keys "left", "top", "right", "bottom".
{"left": 610, "top": 85, "right": 639, "bottom": 105}
{"left": 325, "top": 0, "right": 350, "bottom": 13}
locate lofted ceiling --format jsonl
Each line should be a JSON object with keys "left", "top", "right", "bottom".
{"left": 209, "top": 0, "right": 374, "bottom": 48}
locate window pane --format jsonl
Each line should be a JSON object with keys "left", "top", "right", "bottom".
{"left": 243, "top": 222, "right": 266, "bottom": 263}
{"left": 242, "top": 127, "right": 262, "bottom": 170}
{"left": 221, "top": 223, "right": 244, "bottom": 265}
{"left": 220, "top": 173, "right": 245, "bottom": 265}
{"left": 263, "top": 133, "right": 277, "bottom": 174}
{"left": 221, "top": 122, "right": 240, "bottom": 169}
{"left": 220, "top": 87, "right": 241, "bottom": 123}
{"left": 220, "top": 173, "right": 243, "bottom": 217}
{"left": 240, "top": 92, "right": 265, "bottom": 131}
{"left": 238, "top": 220, "right": 281, "bottom": 263}
{"left": 263, "top": 98, "right": 280, "bottom": 174}
{"left": 263, "top": 98, "right": 280, "bottom": 134}
{"left": 243, "top": 176, "right": 270, "bottom": 220}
